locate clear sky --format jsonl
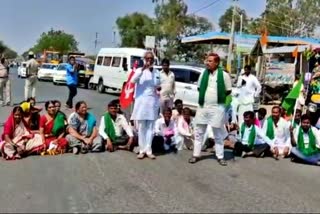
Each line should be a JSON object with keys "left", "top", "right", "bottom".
{"left": 0, "top": 0, "right": 266, "bottom": 55}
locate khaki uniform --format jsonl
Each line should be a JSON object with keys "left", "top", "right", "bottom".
{"left": 25, "top": 58, "right": 39, "bottom": 100}
{"left": 0, "top": 63, "right": 11, "bottom": 105}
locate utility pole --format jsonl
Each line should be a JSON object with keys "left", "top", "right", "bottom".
{"left": 236, "top": 12, "right": 243, "bottom": 78}
{"left": 226, "top": 0, "right": 237, "bottom": 73}
{"left": 112, "top": 26, "right": 117, "bottom": 47}
{"left": 94, "top": 32, "right": 99, "bottom": 50}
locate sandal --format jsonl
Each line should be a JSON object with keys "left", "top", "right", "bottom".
{"left": 217, "top": 159, "right": 227, "bottom": 166}
{"left": 188, "top": 157, "right": 199, "bottom": 164}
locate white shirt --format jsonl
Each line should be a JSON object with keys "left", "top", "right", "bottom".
{"left": 160, "top": 70, "right": 175, "bottom": 99}
{"left": 197, "top": 69, "right": 232, "bottom": 107}
{"left": 130, "top": 67, "right": 161, "bottom": 121}
{"left": 177, "top": 116, "right": 193, "bottom": 137}
{"left": 99, "top": 114, "right": 134, "bottom": 140}
{"left": 239, "top": 124, "right": 272, "bottom": 146}
{"left": 171, "top": 109, "right": 180, "bottom": 122}
{"left": 154, "top": 117, "right": 176, "bottom": 136}
{"left": 236, "top": 74, "right": 261, "bottom": 105}
{"left": 293, "top": 126, "right": 320, "bottom": 149}
{"left": 262, "top": 117, "right": 291, "bottom": 148}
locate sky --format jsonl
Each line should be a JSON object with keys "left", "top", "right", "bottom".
{"left": 0, "top": 0, "right": 266, "bottom": 55}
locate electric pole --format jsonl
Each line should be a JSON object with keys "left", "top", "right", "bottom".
{"left": 94, "top": 32, "right": 99, "bottom": 50}
{"left": 226, "top": 0, "right": 237, "bottom": 73}
{"left": 236, "top": 12, "right": 243, "bottom": 78}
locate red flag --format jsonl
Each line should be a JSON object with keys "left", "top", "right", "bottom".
{"left": 119, "top": 61, "right": 138, "bottom": 109}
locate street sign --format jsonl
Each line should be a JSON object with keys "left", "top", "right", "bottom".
{"left": 145, "top": 36, "right": 155, "bottom": 49}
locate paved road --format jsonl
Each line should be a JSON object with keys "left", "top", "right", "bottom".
{"left": 0, "top": 69, "right": 319, "bottom": 213}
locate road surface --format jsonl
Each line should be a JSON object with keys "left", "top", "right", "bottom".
{"left": 0, "top": 69, "right": 319, "bottom": 213}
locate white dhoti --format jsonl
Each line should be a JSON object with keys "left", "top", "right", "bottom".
{"left": 175, "top": 135, "right": 193, "bottom": 151}
{"left": 193, "top": 105, "right": 228, "bottom": 159}
{"left": 136, "top": 120, "right": 154, "bottom": 155}
{"left": 237, "top": 103, "right": 253, "bottom": 125}
{"left": 272, "top": 141, "right": 291, "bottom": 156}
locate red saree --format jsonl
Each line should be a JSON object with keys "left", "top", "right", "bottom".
{"left": 40, "top": 115, "right": 68, "bottom": 152}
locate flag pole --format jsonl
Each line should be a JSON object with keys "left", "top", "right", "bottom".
{"left": 291, "top": 98, "right": 298, "bottom": 126}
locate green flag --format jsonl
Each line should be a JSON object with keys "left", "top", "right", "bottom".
{"left": 281, "top": 79, "right": 303, "bottom": 115}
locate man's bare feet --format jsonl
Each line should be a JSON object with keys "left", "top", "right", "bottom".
{"left": 137, "top": 153, "right": 145, "bottom": 159}
{"left": 146, "top": 154, "right": 156, "bottom": 159}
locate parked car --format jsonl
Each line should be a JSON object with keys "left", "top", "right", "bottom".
{"left": 18, "top": 62, "right": 27, "bottom": 78}
{"left": 154, "top": 65, "right": 204, "bottom": 110}
{"left": 53, "top": 63, "right": 68, "bottom": 85}
{"left": 153, "top": 65, "right": 260, "bottom": 111}
{"left": 37, "top": 63, "right": 57, "bottom": 81}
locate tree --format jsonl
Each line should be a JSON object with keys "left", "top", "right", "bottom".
{"left": 0, "top": 41, "right": 17, "bottom": 59}
{"left": 3, "top": 48, "right": 17, "bottom": 59}
{"left": 218, "top": 6, "right": 249, "bottom": 33}
{"left": 247, "top": 0, "right": 320, "bottom": 37}
{"left": 31, "top": 29, "right": 79, "bottom": 54}
{"left": 154, "top": 0, "right": 212, "bottom": 60}
{"left": 116, "top": 13, "right": 157, "bottom": 48}
{"left": 116, "top": 0, "right": 212, "bottom": 62}
{"left": 0, "top": 41, "right": 6, "bottom": 54}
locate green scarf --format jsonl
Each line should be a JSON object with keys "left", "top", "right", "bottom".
{"left": 198, "top": 67, "right": 227, "bottom": 107}
{"left": 266, "top": 117, "right": 275, "bottom": 140}
{"left": 52, "top": 112, "right": 66, "bottom": 137}
{"left": 240, "top": 123, "right": 256, "bottom": 149}
{"left": 104, "top": 112, "right": 116, "bottom": 143}
{"left": 297, "top": 127, "right": 318, "bottom": 156}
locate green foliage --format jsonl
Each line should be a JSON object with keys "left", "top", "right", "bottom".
{"left": 116, "top": 0, "right": 213, "bottom": 62}
{"left": 0, "top": 41, "right": 17, "bottom": 59}
{"left": 246, "top": 0, "right": 320, "bottom": 36}
{"left": 116, "top": 13, "right": 157, "bottom": 48}
{"left": 31, "top": 28, "right": 79, "bottom": 55}
{"left": 218, "top": 6, "right": 249, "bottom": 33}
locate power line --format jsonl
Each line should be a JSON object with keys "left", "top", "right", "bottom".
{"left": 190, "top": 0, "right": 223, "bottom": 15}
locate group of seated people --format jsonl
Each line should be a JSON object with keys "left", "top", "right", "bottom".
{"left": 1, "top": 97, "right": 319, "bottom": 166}
{"left": 223, "top": 106, "right": 320, "bottom": 166}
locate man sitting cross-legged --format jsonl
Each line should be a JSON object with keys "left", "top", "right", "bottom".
{"left": 290, "top": 114, "right": 320, "bottom": 166}
{"left": 233, "top": 111, "right": 273, "bottom": 158}
{"left": 263, "top": 106, "right": 291, "bottom": 160}
{"left": 99, "top": 101, "right": 135, "bottom": 152}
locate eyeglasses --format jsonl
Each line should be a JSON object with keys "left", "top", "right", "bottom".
{"left": 145, "top": 57, "right": 154, "bottom": 60}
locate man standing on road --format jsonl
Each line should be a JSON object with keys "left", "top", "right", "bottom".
{"left": 236, "top": 65, "right": 261, "bottom": 125}
{"left": 25, "top": 51, "right": 39, "bottom": 100}
{"left": 159, "top": 58, "right": 175, "bottom": 114}
{"left": 0, "top": 57, "right": 11, "bottom": 106}
{"left": 65, "top": 56, "right": 78, "bottom": 109}
{"left": 189, "top": 53, "right": 232, "bottom": 166}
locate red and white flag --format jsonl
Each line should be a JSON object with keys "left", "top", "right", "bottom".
{"left": 119, "top": 61, "right": 138, "bottom": 109}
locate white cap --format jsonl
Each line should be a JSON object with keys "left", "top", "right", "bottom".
{"left": 28, "top": 51, "right": 34, "bottom": 55}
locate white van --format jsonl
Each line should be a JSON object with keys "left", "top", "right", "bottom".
{"left": 91, "top": 48, "right": 158, "bottom": 93}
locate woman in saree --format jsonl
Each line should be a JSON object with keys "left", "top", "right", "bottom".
{"left": 66, "top": 101, "right": 100, "bottom": 154}
{"left": 39, "top": 101, "right": 68, "bottom": 155}
{"left": 20, "top": 99, "right": 42, "bottom": 132}
{"left": 1, "top": 106, "right": 43, "bottom": 160}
